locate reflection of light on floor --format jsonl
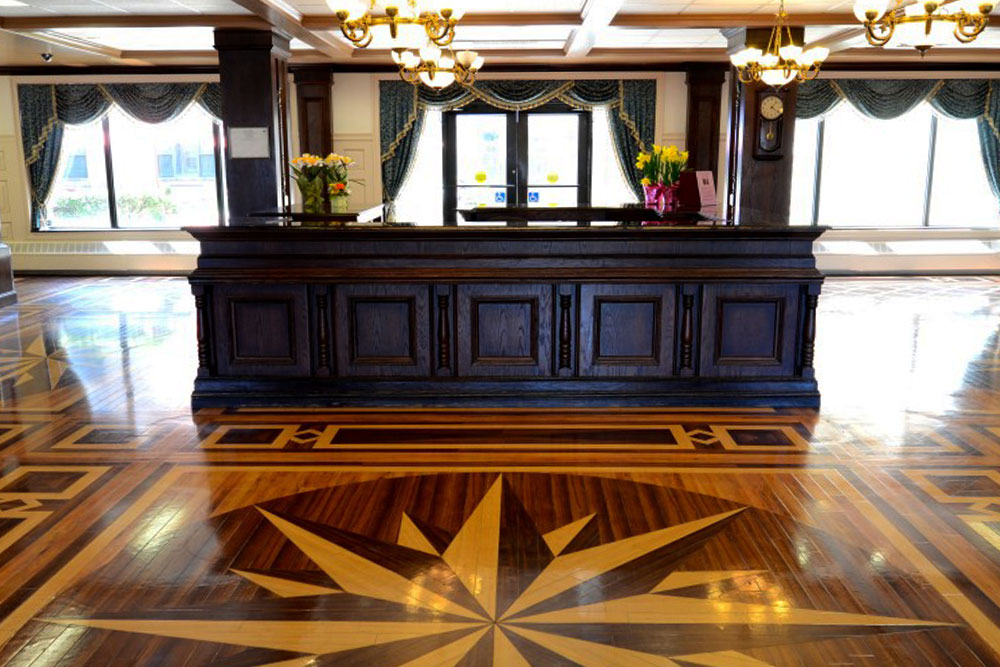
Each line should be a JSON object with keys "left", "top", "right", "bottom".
{"left": 817, "top": 288, "right": 1000, "bottom": 424}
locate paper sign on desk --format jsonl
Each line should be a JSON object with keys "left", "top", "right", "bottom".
{"left": 696, "top": 171, "right": 717, "bottom": 207}
{"left": 228, "top": 127, "right": 270, "bottom": 159}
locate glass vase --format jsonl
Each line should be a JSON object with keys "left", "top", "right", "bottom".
{"left": 297, "top": 176, "right": 326, "bottom": 215}
{"left": 330, "top": 195, "right": 349, "bottom": 213}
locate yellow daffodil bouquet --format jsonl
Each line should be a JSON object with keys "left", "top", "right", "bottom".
{"left": 290, "top": 153, "right": 363, "bottom": 214}
{"left": 635, "top": 144, "right": 689, "bottom": 188}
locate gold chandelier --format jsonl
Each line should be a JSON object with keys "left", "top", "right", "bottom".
{"left": 392, "top": 44, "right": 483, "bottom": 89}
{"left": 330, "top": 0, "right": 462, "bottom": 48}
{"left": 852, "top": 0, "right": 994, "bottom": 52}
{"left": 729, "top": 1, "right": 829, "bottom": 87}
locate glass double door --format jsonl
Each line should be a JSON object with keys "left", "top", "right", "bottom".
{"left": 443, "top": 104, "right": 591, "bottom": 222}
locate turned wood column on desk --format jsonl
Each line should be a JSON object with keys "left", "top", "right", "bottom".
{"left": 213, "top": 29, "right": 291, "bottom": 225}
{"left": 186, "top": 225, "right": 825, "bottom": 408}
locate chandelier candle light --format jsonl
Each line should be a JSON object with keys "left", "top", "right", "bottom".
{"left": 730, "top": 0, "right": 829, "bottom": 87}
{"left": 393, "top": 44, "right": 483, "bottom": 89}
{"left": 329, "top": 0, "right": 462, "bottom": 48}
{"left": 853, "top": 0, "right": 994, "bottom": 52}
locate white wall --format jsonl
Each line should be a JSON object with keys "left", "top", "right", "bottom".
{"left": 331, "top": 73, "right": 380, "bottom": 209}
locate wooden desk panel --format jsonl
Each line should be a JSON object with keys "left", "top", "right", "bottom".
{"left": 186, "top": 225, "right": 825, "bottom": 407}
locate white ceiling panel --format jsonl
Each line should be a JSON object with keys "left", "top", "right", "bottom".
{"left": 595, "top": 26, "right": 726, "bottom": 47}
{"left": 55, "top": 26, "right": 217, "bottom": 49}
{"left": 451, "top": 39, "right": 566, "bottom": 49}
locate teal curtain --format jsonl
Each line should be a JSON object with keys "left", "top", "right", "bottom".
{"left": 17, "top": 82, "right": 223, "bottom": 228}
{"left": 978, "top": 84, "right": 1000, "bottom": 204}
{"left": 608, "top": 80, "right": 656, "bottom": 200}
{"left": 797, "top": 79, "right": 1000, "bottom": 211}
{"left": 380, "top": 82, "right": 425, "bottom": 220}
{"left": 18, "top": 86, "right": 63, "bottom": 229}
{"left": 379, "top": 79, "right": 657, "bottom": 209}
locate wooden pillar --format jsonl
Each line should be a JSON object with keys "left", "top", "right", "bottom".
{"left": 213, "top": 29, "right": 291, "bottom": 225}
{"left": 291, "top": 65, "right": 334, "bottom": 158}
{"left": 684, "top": 64, "right": 726, "bottom": 180}
{"left": 727, "top": 27, "right": 801, "bottom": 227}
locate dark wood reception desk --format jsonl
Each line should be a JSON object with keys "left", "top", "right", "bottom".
{"left": 186, "top": 224, "right": 825, "bottom": 407}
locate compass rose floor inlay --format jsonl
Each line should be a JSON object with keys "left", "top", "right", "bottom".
{"left": 1, "top": 277, "right": 1000, "bottom": 665}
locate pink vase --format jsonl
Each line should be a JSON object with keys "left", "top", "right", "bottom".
{"left": 643, "top": 183, "right": 665, "bottom": 215}
{"left": 661, "top": 183, "right": 679, "bottom": 213}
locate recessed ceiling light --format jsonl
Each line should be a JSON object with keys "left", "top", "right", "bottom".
{"left": 0, "top": 0, "right": 28, "bottom": 6}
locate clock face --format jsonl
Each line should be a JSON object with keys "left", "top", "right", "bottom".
{"left": 760, "top": 95, "right": 784, "bottom": 120}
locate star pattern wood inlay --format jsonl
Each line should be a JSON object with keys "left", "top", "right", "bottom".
{"left": 41, "top": 475, "right": 956, "bottom": 666}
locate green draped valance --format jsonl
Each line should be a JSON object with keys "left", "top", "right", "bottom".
{"left": 18, "top": 82, "right": 223, "bottom": 227}
{"left": 797, "top": 79, "right": 1000, "bottom": 207}
{"left": 380, "top": 79, "right": 657, "bottom": 213}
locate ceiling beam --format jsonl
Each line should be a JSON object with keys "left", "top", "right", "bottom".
{"left": 350, "top": 47, "right": 568, "bottom": 59}
{"left": 807, "top": 27, "right": 866, "bottom": 52}
{"left": 589, "top": 45, "right": 1000, "bottom": 63}
{"left": 833, "top": 46, "right": 1000, "bottom": 60}
{"left": 0, "top": 15, "right": 269, "bottom": 30}
{"left": 611, "top": 12, "right": 858, "bottom": 28}
{"left": 120, "top": 50, "right": 218, "bottom": 60}
{"left": 300, "top": 12, "right": 582, "bottom": 30}
{"left": 5, "top": 29, "right": 129, "bottom": 61}
{"left": 588, "top": 47, "right": 728, "bottom": 59}
{"left": 226, "top": 0, "right": 352, "bottom": 57}
{"left": 564, "top": 0, "right": 627, "bottom": 57}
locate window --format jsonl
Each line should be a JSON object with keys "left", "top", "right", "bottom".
{"left": 394, "top": 104, "right": 634, "bottom": 224}
{"left": 442, "top": 102, "right": 592, "bottom": 222}
{"left": 47, "top": 118, "right": 110, "bottom": 230}
{"left": 43, "top": 104, "right": 224, "bottom": 231}
{"left": 394, "top": 108, "right": 444, "bottom": 225}
{"left": 590, "top": 107, "right": 637, "bottom": 208}
{"left": 791, "top": 102, "right": 1000, "bottom": 228}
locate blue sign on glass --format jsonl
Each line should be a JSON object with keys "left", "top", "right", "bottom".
{"left": 528, "top": 191, "right": 540, "bottom": 203}
{"left": 495, "top": 191, "right": 506, "bottom": 203}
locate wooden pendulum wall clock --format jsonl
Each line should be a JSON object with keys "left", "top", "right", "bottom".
{"left": 754, "top": 88, "right": 786, "bottom": 160}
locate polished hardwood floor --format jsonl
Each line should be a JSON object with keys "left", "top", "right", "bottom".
{"left": 0, "top": 276, "right": 999, "bottom": 665}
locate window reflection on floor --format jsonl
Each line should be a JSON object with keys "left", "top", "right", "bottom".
{"left": 817, "top": 279, "right": 1000, "bottom": 446}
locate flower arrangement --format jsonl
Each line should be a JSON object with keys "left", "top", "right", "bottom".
{"left": 290, "top": 153, "right": 361, "bottom": 215}
{"left": 635, "top": 144, "right": 689, "bottom": 188}
{"left": 635, "top": 144, "right": 689, "bottom": 215}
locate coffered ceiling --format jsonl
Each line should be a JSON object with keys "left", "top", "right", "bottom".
{"left": 0, "top": 0, "right": 996, "bottom": 67}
